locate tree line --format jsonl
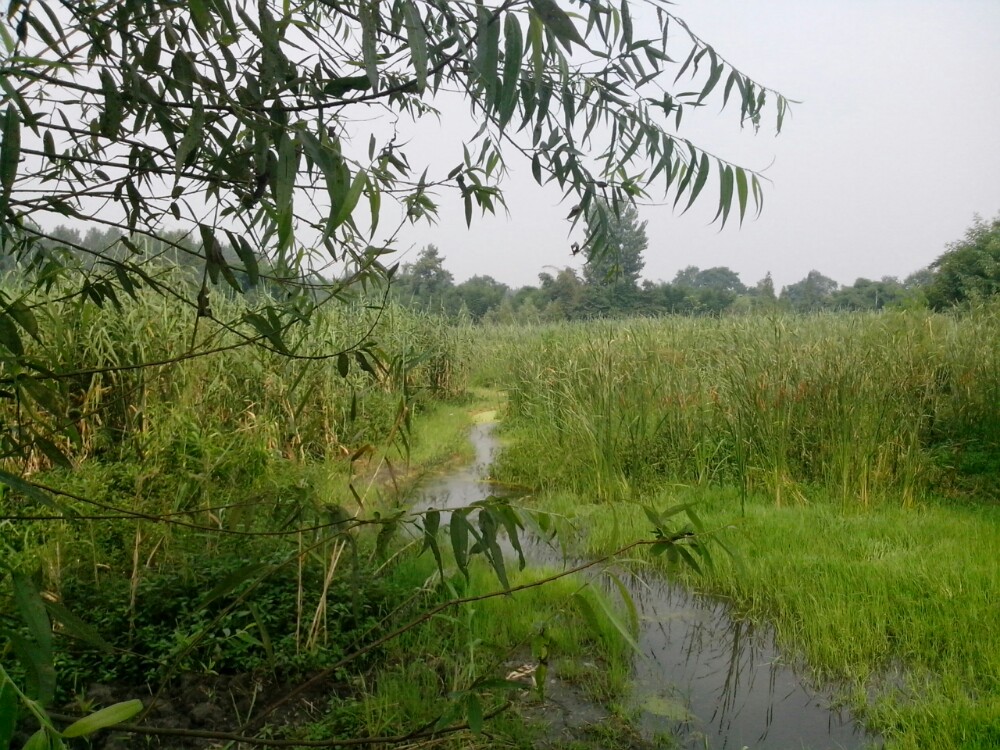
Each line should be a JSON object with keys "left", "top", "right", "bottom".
{"left": 389, "top": 211, "right": 1000, "bottom": 322}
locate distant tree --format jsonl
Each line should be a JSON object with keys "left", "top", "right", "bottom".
{"left": 454, "top": 275, "right": 509, "bottom": 321}
{"left": 925, "top": 214, "right": 1000, "bottom": 310}
{"left": 393, "top": 245, "right": 455, "bottom": 309}
{"left": 539, "top": 268, "right": 587, "bottom": 320}
{"left": 753, "top": 272, "right": 778, "bottom": 303}
{"left": 831, "top": 277, "right": 905, "bottom": 311}
{"left": 640, "top": 280, "right": 695, "bottom": 315}
{"left": 780, "top": 271, "right": 840, "bottom": 312}
{"left": 693, "top": 267, "right": 746, "bottom": 314}
{"left": 903, "top": 267, "right": 935, "bottom": 290}
{"left": 693, "top": 267, "right": 746, "bottom": 295}
{"left": 582, "top": 202, "right": 647, "bottom": 313}
{"left": 672, "top": 266, "right": 702, "bottom": 288}
{"left": 665, "top": 265, "right": 745, "bottom": 315}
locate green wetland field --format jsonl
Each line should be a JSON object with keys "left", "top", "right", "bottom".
{"left": 2, "top": 293, "right": 999, "bottom": 749}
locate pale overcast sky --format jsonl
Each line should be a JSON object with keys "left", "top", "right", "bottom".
{"left": 392, "top": 0, "right": 1000, "bottom": 291}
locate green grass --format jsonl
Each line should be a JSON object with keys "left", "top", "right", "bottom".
{"left": 290, "top": 549, "right": 636, "bottom": 748}
{"left": 519, "top": 487, "right": 1000, "bottom": 748}
{"left": 7, "top": 292, "right": 1000, "bottom": 748}
{"left": 484, "top": 308, "right": 1000, "bottom": 508}
{"left": 470, "top": 308, "right": 1000, "bottom": 748}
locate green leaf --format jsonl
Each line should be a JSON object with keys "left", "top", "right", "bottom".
{"left": 478, "top": 509, "right": 509, "bottom": 590}
{"left": 200, "top": 224, "right": 240, "bottom": 292}
{"left": 527, "top": 11, "right": 545, "bottom": 93}
{"left": 698, "top": 50, "right": 723, "bottom": 104}
{"left": 641, "top": 504, "right": 662, "bottom": 531}
{"left": 98, "top": 69, "right": 124, "bottom": 138}
{"left": 43, "top": 600, "right": 113, "bottom": 653}
{"left": 421, "top": 509, "right": 444, "bottom": 578}
{"left": 3, "top": 630, "right": 55, "bottom": 707}
{"left": 359, "top": 1, "right": 379, "bottom": 93}
{"left": 0, "top": 680, "right": 17, "bottom": 750}
{"left": 62, "top": 700, "right": 143, "bottom": 738}
{"left": 140, "top": 32, "right": 162, "bottom": 72}
{"left": 374, "top": 517, "right": 398, "bottom": 561}
{"left": 275, "top": 133, "right": 298, "bottom": 214}
{"left": 722, "top": 70, "right": 740, "bottom": 110}
{"left": 367, "top": 175, "right": 381, "bottom": 237}
{"left": 575, "top": 586, "right": 641, "bottom": 655}
{"left": 323, "top": 75, "right": 370, "bottom": 98}
{"left": 714, "top": 164, "right": 734, "bottom": 226}
{"left": 682, "top": 151, "right": 710, "bottom": 214}
{"left": 0, "top": 104, "right": 21, "bottom": 219}
{"left": 530, "top": 0, "right": 586, "bottom": 52}
{"left": 735, "top": 166, "right": 749, "bottom": 225}
{"left": 174, "top": 100, "right": 204, "bottom": 175}
{"left": 21, "top": 729, "right": 51, "bottom": 750}
{"left": 620, "top": 0, "right": 633, "bottom": 50}
{"left": 493, "top": 502, "right": 526, "bottom": 570}
{"left": 354, "top": 350, "right": 377, "bottom": 377}
{"left": 403, "top": 1, "right": 427, "bottom": 92}
{"left": 0, "top": 470, "right": 71, "bottom": 515}
{"left": 465, "top": 693, "right": 483, "bottom": 734}
{"left": 188, "top": 0, "right": 213, "bottom": 38}
{"left": 331, "top": 168, "right": 365, "bottom": 231}
{"left": 474, "top": 5, "right": 501, "bottom": 105}
{"left": 33, "top": 436, "right": 71, "bottom": 469}
{"left": 244, "top": 312, "right": 289, "bottom": 354}
{"left": 449, "top": 510, "right": 471, "bottom": 580}
{"left": 675, "top": 543, "right": 704, "bottom": 576}
{"left": 604, "top": 571, "right": 639, "bottom": 636}
{"left": 11, "top": 571, "right": 52, "bottom": 657}
{"left": 433, "top": 695, "right": 465, "bottom": 731}
{"left": 498, "top": 14, "right": 523, "bottom": 130}
{"left": 5, "top": 571, "right": 55, "bottom": 705}
{"left": 0, "top": 311, "right": 24, "bottom": 356}
{"left": 225, "top": 232, "right": 260, "bottom": 287}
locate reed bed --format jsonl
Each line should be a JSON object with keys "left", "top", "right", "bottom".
{"left": 480, "top": 308, "right": 1000, "bottom": 507}
{"left": 0, "top": 276, "right": 474, "bottom": 662}
{"left": 1, "top": 276, "right": 470, "bottom": 474}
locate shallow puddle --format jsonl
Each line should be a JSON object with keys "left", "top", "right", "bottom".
{"left": 415, "top": 422, "right": 876, "bottom": 749}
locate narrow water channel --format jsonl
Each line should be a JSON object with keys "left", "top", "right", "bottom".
{"left": 414, "top": 422, "right": 875, "bottom": 750}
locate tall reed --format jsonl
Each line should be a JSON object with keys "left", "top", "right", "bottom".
{"left": 484, "top": 308, "right": 1000, "bottom": 507}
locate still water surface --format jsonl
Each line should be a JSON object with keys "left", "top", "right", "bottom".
{"left": 413, "top": 422, "right": 875, "bottom": 750}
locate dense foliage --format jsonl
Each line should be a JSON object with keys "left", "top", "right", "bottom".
{"left": 926, "top": 213, "right": 1000, "bottom": 310}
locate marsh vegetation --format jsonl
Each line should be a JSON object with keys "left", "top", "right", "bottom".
{"left": 3, "top": 291, "right": 999, "bottom": 749}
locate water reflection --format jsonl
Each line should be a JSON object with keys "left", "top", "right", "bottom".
{"left": 630, "top": 578, "right": 868, "bottom": 749}
{"left": 413, "top": 422, "right": 875, "bottom": 749}
{"left": 411, "top": 422, "right": 502, "bottom": 511}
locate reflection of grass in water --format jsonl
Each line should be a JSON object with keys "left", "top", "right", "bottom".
{"left": 504, "top": 483, "right": 1000, "bottom": 749}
